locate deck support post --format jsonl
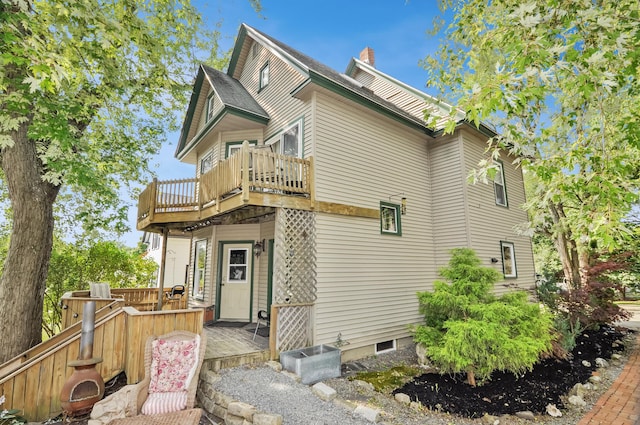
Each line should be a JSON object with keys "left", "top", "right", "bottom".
{"left": 156, "top": 227, "right": 169, "bottom": 311}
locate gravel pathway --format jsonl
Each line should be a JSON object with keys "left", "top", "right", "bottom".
{"left": 211, "top": 365, "right": 372, "bottom": 425}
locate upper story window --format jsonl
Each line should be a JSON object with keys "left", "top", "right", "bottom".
{"left": 206, "top": 92, "right": 216, "bottom": 122}
{"left": 200, "top": 152, "right": 213, "bottom": 175}
{"left": 259, "top": 62, "right": 270, "bottom": 91}
{"left": 380, "top": 201, "right": 402, "bottom": 236}
{"left": 494, "top": 161, "right": 508, "bottom": 207}
{"left": 252, "top": 42, "right": 260, "bottom": 59}
{"left": 500, "top": 241, "right": 517, "bottom": 278}
{"left": 267, "top": 119, "right": 303, "bottom": 158}
{"left": 225, "top": 140, "right": 257, "bottom": 158}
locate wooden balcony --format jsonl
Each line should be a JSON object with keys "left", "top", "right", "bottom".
{"left": 137, "top": 142, "right": 315, "bottom": 232}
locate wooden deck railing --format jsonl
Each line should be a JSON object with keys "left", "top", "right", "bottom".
{"left": 137, "top": 142, "right": 313, "bottom": 223}
{"left": 0, "top": 302, "right": 203, "bottom": 422}
{"left": 61, "top": 287, "right": 188, "bottom": 328}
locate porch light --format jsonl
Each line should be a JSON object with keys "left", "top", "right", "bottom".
{"left": 388, "top": 192, "right": 407, "bottom": 215}
{"left": 254, "top": 239, "right": 265, "bottom": 257}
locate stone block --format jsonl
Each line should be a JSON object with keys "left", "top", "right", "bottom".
{"left": 215, "top": 391, "right": 235, "bottom": 408}
{"left": 202, "top": 370, "right": 222, "bottom": 385}
{"left": 515, "top": 410, "right": 536, "bottom": 421}
{"left": 253, "top": 413, "right": 284, "bottom": 425}
{"left": 266, "top": 360, "right": 283, "bottom": 372}
{"left": 312, "top": 382, "right": 337, "bottom": 401}
{"left": 394, "top": 393, "right": 410, "bottom": 405}
{"left": 225, "top": 413, "right": 246, "bottom": 425}
{"left": 354, "top": 405, "right": 381, "bottom": 422}
{"left": 228, "top": 401, "right": 257, "bottom": 421}
{"left": 212, "top": 405, "right": 228, "bottom": 420}
{"left": 89, "top": 385, "right": 137, "bottom": 425}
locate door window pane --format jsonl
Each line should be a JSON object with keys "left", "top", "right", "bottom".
{"left": 228, "top": 248, "right": 248, "bottom": 283}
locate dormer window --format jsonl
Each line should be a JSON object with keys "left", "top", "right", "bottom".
{"left": 206, "top": 92, "right": 215, "bottom": 122}
{"left": 259, "top": 62, "right": 270, "bottom": 91}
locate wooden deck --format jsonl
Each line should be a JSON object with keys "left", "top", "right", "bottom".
{"left": 136, "top": 142, "right": 315, "bottom": 232}
{"left": 60, "top": 287, "right": 189, "bottom": 328}
{"left": 202, "top": 323, "right": 270, "bottom": 372}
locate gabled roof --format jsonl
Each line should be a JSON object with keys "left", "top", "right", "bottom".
{"left": 345, "top": 57, "right": 466, "bottom": 130}
{"left": 175, "top": 64, "right": 269, "bottom": 160}
{"left": 229, "top": 24, "right": 433, "bottom": 135}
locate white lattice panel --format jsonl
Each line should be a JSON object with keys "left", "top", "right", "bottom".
{"left": 276, "top": 305, "right": 312, "bottom": 352}
{"left": 273, "top": 209, "right": 317, "bottom": 304}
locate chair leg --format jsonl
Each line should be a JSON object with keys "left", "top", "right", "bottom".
{"left": 253, "top": 320, "right": 261, "bottom": 340}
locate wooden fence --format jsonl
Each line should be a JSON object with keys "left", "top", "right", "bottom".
{"left": 0, "top": 302, "right": 203, "bottom": 422}
{"left": 61, "top": 287, "right": 188, "bottom": 328}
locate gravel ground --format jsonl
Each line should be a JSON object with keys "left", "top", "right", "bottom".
{"left": 210, "top": 365, "right": 372, "bottom": 425}
{"left": 205, "top": 333, "right": 635, "bottom": 425}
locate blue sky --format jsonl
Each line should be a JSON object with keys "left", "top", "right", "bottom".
{"left": 120, "top": 0, "right": 443, "bottom": 246}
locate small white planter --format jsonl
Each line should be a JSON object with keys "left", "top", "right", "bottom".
{"left": 280, "top": 344, "right": 341, "bottom": 384}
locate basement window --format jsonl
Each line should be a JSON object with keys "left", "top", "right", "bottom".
{"left": 375, "top": 339, "right": 396, "bottom": 355}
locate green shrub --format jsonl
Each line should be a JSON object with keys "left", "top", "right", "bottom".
{"left": 414, "top": 248, "right": 553, "bottom": 386}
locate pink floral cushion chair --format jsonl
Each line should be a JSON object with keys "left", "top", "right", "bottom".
{"left": 89, "top": 330, "right": 206, "bottom": 425}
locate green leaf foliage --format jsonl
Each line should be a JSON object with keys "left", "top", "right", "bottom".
{"left": 425, "top": 0, "right": 640, "bottom": 284}
{"left": 414, "top": 248, "right": 553, "bottom": 385}
{"left": 0, "top": 0, "right": 230, "bottom": 234}
{"left": 43, "top": 238, "right": 156, "bottom": 337}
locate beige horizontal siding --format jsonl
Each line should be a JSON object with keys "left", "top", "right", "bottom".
{"left": 255, "top": 220, "right": 275, "bottom": 319}
{"left": 314, "top": 210, "right": 437, "bottom": 351}
{"left": 313, "top": 92, "right": 429, "bottom": 208}
{"left": 239, "top": 38, "right": 311, "bottom": 153}
{"left": 428, "top": 135, "right": 471, "bottom": 267}
{"left": 460, "top": 129, "right": 535, "bottom": 293}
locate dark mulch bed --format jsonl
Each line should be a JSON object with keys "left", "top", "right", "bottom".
{"left": 393, "top": 325, "right": 630, "bottom": 418}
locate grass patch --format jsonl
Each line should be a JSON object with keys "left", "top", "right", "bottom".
{"left": 352, "top": 365, "right": 422, "bottom": 393}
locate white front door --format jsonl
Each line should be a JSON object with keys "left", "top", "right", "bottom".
{"left": 218, "top": 243, "right": 252, "bottom": 321}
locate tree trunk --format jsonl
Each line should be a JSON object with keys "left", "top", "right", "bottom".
{"left": 549, "top": 202, "right": 582, "bottom": 288}
{"left": 467, "top": 370, "right": 476, "bottom": 387}
{"left": 0, "top": 118, "right": 60, "bottom": 364}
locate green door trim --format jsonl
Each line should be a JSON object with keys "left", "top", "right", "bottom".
{"left": 267, "top": 239, "right": 274, "bottom": 314}
{"left": 215, "top": 240, "right": 255, "bottom": 322}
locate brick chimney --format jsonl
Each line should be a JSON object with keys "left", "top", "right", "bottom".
{"left": 359, "top": 47, "right": 375, "bottom": 67}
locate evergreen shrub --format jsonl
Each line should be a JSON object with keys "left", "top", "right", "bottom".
{"left": 414, "top": 248, "right": 553, "bottom": 386}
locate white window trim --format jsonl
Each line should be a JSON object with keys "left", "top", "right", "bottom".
{"left": 380, "top": 201, "right": 402, "bottom": 236}
{"left": 200, "top": 152, "right": 213, "bottom": 175}
{"left": 266, "top": 119, "right": 303, "bottom": 158}
{"left": 259, "top": 62, "right": 270, "bottom": 91}
{"left": 375, "top": 339, "right": 396, "bottom": 355}
{"left": 494, "top": 161, "right": 508, "bottom": 207}
{"left": 225, "top": 140, "right": 257, "bottom": 159}
{"left": 500, "top": 241, "right": 517, "bottom": 278}
{"left": 206, "top": 92, "right": 216, "bottom": 122}
{"left": 227, "top": 248, "right": 249, "bottom": 284}
{"left": 193, "top": 239, "right": 207, "bottom": 300}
